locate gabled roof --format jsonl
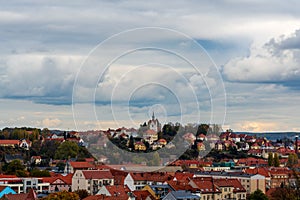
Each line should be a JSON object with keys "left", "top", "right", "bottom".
{"left": 69, "top": 161, "right": 94, "bottom": 169}
{"left": 129, "top": 172, "right": 171, "bottom": 182}
{"left": 133, "top": 190, "right": 156, "bottom": 200}
{"left": 101, "top": 185, "right": 130, "bottom": 199}
{"left": 43, "top": 173, "right": 73, "bottom": 185}
{"left": 190, "top": 177, "right": 221, "bottom": 194}
{"left": 245, "top": 167, "right": 270, "bottom": 178}
{"left": 214, "top": 178, "right": 246, "bottom": 193}
{"left": 4, "top": 189, "right": 37, "bottom": 200}
{"left": 82, "top": 170, "right": 114, "bottom": 179}
{"left": 174, "top": 172, "right": 194, "bottom": 181}
{"left": 167, "top": 180, "right": 198, "bottom": 193}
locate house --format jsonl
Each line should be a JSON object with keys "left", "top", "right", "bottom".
{"left": 151, "top": 142, "right": 163, "bottom": 150}
{"left": 269, "top": 168, "right": 290, "bottom": 188}
{"left": 96, "top": 185, "right": 131, "bottom": 199}
{"left": 188, "top": 177, "right": 221, "bottom": 200}
{"left": 194, "top": 171, "right": 266, "bottom": 194}
{"left": 162, "top": 190, "right": 200, "bottom": 200}
{"left": 64, "top": 161, "right": 94, "bottom": 174}
{"left": 143, "top": 130, "right": 158, "bottom": 144}
{"left": 158, "top": 139, "right": 167, "bottom": 146}
{"left": 72, "top": 170, "right": 114, "bottom": 194}
{"left": 134, "top": 141, "right": 147, "bottom": 151}
{"left": 2, "top": 188, "right": 37, "bottom": 200}
{"left": 0, "top": 140, "right": 20, "bottom": 148}
{"left": 133, "top": 190, "right": 156, "bottom": 200}
{"left": 230, "top": 133, "right": 241, "bottom": 143}
{"left": 0, "top": 177, "right": 50, "bottom": 194}
{"left": 251, "top": 143, "right": 260, "bottom": 150}
{"left": 196, "top": 142, "right": 206, "bottom": 151}
{"left": 42, "top": 174, "right": 72, "bottom": 192}
{"left": 245, "top": 136, "right": 256, "bottom": 143}
{"left": 244, "top": 167, "right": 271, "bottom": 189}
{"left": 143, "top": 184, "right": 173, "bottom": 199}
{"left": 215, "top": 141, "right": 224, "bottom": 151}
{"left": 124, "top": 172, "right": 171, "bottom": 191}
{"left": 197, "top": 134, "right": 206, "bottom": 141}
{"left": 19, "top": 139, "right": 31, "bottom": 150}
{"left": 30, "top": 156, "right": 42, "bottom": 165}
{"left": 214, "top": 178, "right": 247, "bottom": 200}
{"left": 0, "top": 186, "right": 16, "bottom": 198}
{"left": 182, "top": 133, "right": 196, "bottom": 144}
{"left": 247, "top": 149, "right": 263, "bottom": 157}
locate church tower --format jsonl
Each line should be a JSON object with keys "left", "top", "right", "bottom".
{"left": 147, "top": 112, "right": 161, "bottom": 133}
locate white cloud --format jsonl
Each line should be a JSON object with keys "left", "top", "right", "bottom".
{"left": 223, "top": 29, "right": 300, "bottom": 85}
{"left": 1, "top": 1, "right": 300, "bottom": 131}
{"left": 41, "top": 118, "right": 62, "bottom": 128}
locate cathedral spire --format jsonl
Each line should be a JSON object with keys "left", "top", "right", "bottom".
{"left": 152, "top": 111, "right": 155, "bottom": 120}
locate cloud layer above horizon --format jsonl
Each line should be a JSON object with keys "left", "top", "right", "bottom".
{"left": 0, "top": 0, "right": 300, "bottom": 131}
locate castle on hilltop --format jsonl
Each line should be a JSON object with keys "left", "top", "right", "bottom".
{"left": 147, "top": 112, "right": 161, "bottom": 133}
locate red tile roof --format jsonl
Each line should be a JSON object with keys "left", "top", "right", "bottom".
{"left": 245, "top": 167, "right": 270, "bottom": 178}
{"left": 4, "top": 189, "right": 37, "bottom": 200}
{"left": 103, "top": 185, "right": 130, "bottom": 199}
{"left": 145, "top": 129, "right": 157, "bottom": 135}
{"left": 167, "top": 180, "right": 197, "bottom": 192}
{"left": 43, "top": 173, "right": 73, "bottom": 185}
{"left": 130, "top": 172, "right": 171, "bottom": 182}
{"left": 190, "top": 177, "right": 221, "bottom": 194}
{"left": 0, "top": 174, "right": 18, "bottom": 178}
{"left": 83, "top": 194, "right": 128, "bottom": 200}
{"left": 214, "top": 178, "right": 246, "bottom": 193}
{"left": 82, "top": 170, "right": 114, "bottom": 179}
{"left": 133, "top": 190, "right": 156, "bottom": 200}
{"left": 0, "top": 140, "right": 20, "bottom": 145}
{"left": 69, "top": 161, "right": 94, "bottom": 169}
{"left": 85, "top": 158, "right": 95, "bottom": 162}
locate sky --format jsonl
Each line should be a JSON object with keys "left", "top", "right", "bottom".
{"left": 0, "top": 0, "right": 300, "bottom": 132}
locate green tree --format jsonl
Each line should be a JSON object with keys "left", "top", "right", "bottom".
{"left": 274, "top": 153, "right": 280, "bottom": 167}
{"left": 249, "top": 189, "right": 268, "bottom": 200}
{"left": 56, "top": 162, "right": 66, "bottom": 171}
{"left": 55, "top": 141, "right": 79, "bottom": 160}
{"left": 2, "top": 160, "right": 25, "bottom": 175}
{"left": 196, "top": 124, "right": 209, "bottom": 136}
{"left": 41, "top": 191, "right": 80, "bottom": 200}
{"left": 287, "top": 153, "right": 298, "bottom": 167}
{"left": 149, "top": 152, "right": 161, "bottom": 166}
{"left": 271, "top": 187, "right": 298, "bottom": 200}
{"left": 16, "top": 170, "right": 28, "bottom": 177}
{"left": 41, "top": 140, "right": 61, "bottom": 159}
{"left": 30, "top": 168, "right": 51, "bottom": 177}
{"left": 74, "top": 189, "right": 89, "bottom": 199}
{"left": 268, "top": 153, "right": 274, "bottom": 166}
{"left": 128, "top": 135, "right": 134, "bottom": 150}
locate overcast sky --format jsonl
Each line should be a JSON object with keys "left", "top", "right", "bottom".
{"left": 1, "top": 0, "right": 300, "bottom": 132}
